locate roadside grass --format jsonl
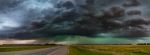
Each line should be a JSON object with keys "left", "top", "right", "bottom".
{"left": 69, "top": 45, "right": 150, "bottom": 55}
{"left": 69, "top": 46, "right": 112, "bottom": 55}
{"left": 0, "top": 45, "right": 56, "bottom": 52}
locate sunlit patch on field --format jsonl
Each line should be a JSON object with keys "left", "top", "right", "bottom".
{"left": 69, "top": 45, "right": 150, "bottom": 55}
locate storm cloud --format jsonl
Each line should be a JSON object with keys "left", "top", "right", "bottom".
{"left": 0, "top": 0, "right": 150, "bottom": 41}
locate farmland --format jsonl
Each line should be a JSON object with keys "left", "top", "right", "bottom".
{"left": 69, "top": 45, "right": 150, "bottom": 55}
{"left": 0, "top": 44, "right": 56, "bottom": 52}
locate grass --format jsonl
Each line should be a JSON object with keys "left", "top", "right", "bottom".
{"left": 69, "top": 45, "right": 150, "bottom": 55}
{"left": 0, "top": 45, "right": 56, "bottom": 52}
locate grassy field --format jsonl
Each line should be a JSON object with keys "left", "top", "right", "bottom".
{"left": 69, "top": 45, "right": 150, "bottom": 55}
{"left": 0, "top": 45, "right": 56, "bottom": 52}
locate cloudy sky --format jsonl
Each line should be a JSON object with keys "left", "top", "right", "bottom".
{"left": 0, "top": 0, "right": 150, "bottom": 44}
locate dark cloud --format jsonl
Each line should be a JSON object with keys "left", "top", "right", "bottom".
{"left": 0, "top": 0, "right": 23, "bottom": 9}
{"left": 0, "top": 0, "right": 150, "bottom": 39}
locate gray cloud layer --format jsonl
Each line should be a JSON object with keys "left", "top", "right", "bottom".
{"left": 0, "top": 0, "right": 150, "bottom": 39}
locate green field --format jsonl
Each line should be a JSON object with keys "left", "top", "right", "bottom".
{"left": 0, "top": 45, "right": 55, "bottom": 52}
{"left": 69, "top": 45, "right": 150, "bottom": 55}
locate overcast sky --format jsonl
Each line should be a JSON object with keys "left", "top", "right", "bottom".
{"left": 0, "top": 0, "right": 150, "bottom": 44}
